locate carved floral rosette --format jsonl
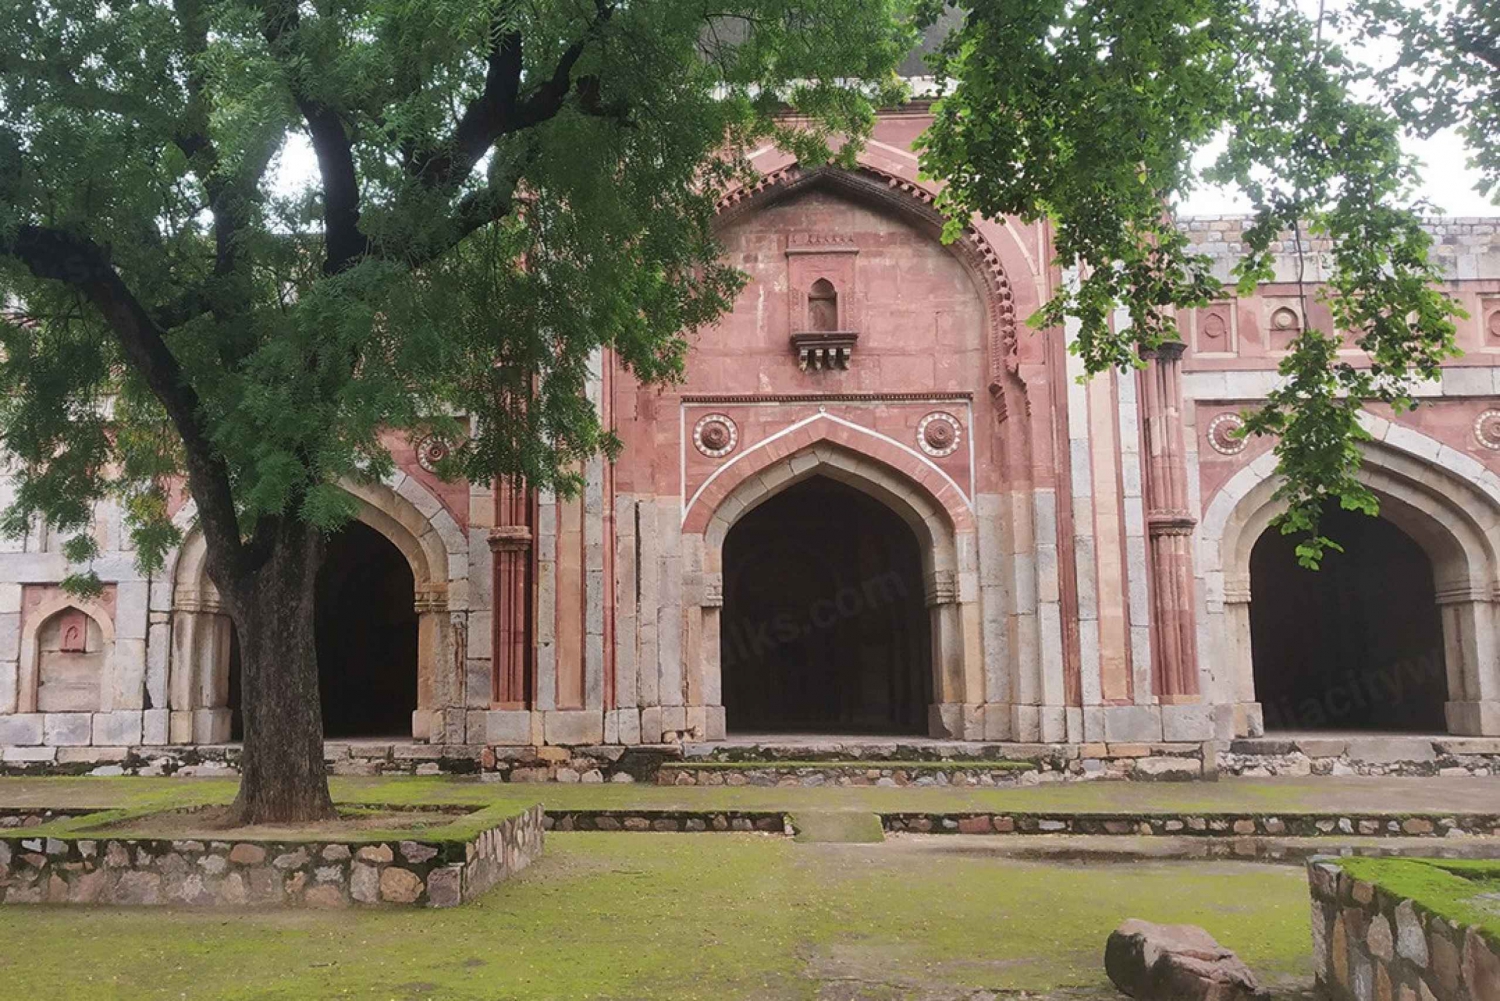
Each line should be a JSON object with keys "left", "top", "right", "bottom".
{"left": 693, "top": 414, "right": 738, "bottom": 458}
{"left": 917, "top": 412, "right": 963, "bottom": 458}
{"left": 1474, "top": 409, "right": 1500, "bottom": 451}
{"left": 1207, "top": 413, "right": 1248, "bottom": 456}
{"left": 415, "top": 434, "right": 454, "bottom": 473}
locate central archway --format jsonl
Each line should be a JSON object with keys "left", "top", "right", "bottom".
{"left": 315, "top": 521, "right": 419, "bottom": 737}
{"left": 721, "top": 476, "right": 931, "bottom": 734}
{"left": 1249, "top": 507, "right": 1447, "bottom": 732}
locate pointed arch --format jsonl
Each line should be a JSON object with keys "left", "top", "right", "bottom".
{"left": 1200, "top": 416, "right": 1500, "bottom": 736}
{"left": 683, "top": 432, "right": 985, "bottom": 740}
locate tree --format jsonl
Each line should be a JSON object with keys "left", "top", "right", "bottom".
{"left": 917, "top": 0, "right": 1464, "bottom": 566}
{"left": 0, "top": 0, "right": 913, "bottom": 823}
{"left": 1357, "top": 0, "right": 1499, "bottom": 201}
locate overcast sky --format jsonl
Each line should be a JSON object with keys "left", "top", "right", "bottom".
{"left": 1179, "top": 127, "right": 1496, "bottom": 217}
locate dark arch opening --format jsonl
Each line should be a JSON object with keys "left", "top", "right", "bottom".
{"left": 721, "top": 475, "right": 931, "bottom": 735}
{"left": 1249, "top": 507, "right": 1447, "bottom": 733}
{"left": 315, "top": 520, "right": 419, "bottom": 738}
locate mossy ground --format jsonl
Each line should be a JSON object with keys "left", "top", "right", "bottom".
{"left": 0, "top": 773, "right": 1492, "bottom": 819}
{"left": 0, "top": 832, "right": 1315, "bottom": 1001}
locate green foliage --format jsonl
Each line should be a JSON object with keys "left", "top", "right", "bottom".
{"left": 918, "top": 0, "right": 1466, "bottom": 564}
{"left": 0, "top": 0, "right": 915, "bottom": 580}
{"left": 1358, "top": 0, "right": 1500, "bottom": 203}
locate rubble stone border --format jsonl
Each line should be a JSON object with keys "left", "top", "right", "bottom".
{"left": 656, "top": 761, "right": 1038, "bottom": 787}
{"left": 542, "top": 809, "right": 1500, "bottom": 839}
{"left": 0, "top": 803, "right": 542, "bottom": 908}
{"left": 1308, "top": 856, "right": 1500, "bottom": 1001}
{"left": 5, "top": 734, "right": 1497, "bottom": 781}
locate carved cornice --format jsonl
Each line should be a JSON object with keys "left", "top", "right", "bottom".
{"left": 487, "top": 526, "right": 534, "bottom": 552}
{"left": 414, "top": 584, "right": 449, "bottom": 614}
{"left": 1146, "top": 512, "right": 1198, "bottom": 537}
{"left": 682, "top": 391, "right": 972, "bottom": 405}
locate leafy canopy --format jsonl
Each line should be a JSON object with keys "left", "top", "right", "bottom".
{"left": 919, "top": 0, "right": 1469, "bottom": 565}
{"left": 0, "top": 0, "right": 913, "bottom": 592}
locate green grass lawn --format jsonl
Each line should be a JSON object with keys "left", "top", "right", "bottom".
{"left": 0, "top": 833, "right": 1315, "bottom": 1001}
{"left": 1, "top": 773, "right": 1494, "bottom": 818}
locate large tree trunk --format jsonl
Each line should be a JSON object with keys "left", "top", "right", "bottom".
{"left": 223, "top": 520, "right": 337, "bottom": 825}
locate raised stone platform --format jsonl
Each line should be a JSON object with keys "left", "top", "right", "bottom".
{"left": 0, "top": 804, "right": 544, "bottom": 908}
{"left": 1, "top": 731, "right": 1495, "bottom": 781}
{"left": 1223, "top": 734, "right": 1500, "bottom": 778}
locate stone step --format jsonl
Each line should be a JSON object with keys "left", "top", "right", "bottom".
{"left": 657, "top": 759, "right": 1038, "bottom": 787}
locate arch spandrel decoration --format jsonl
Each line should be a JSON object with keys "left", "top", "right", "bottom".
{"left": 1200, "top": 416, "right": 1500, "bottom": 737}
{"left": 714, "top": 162, "right": 1027, "bottom": 418}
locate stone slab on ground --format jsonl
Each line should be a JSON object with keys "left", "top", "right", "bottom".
{"left": 789, "top": 811, "right": 886, "bottom": 843}
{"left": 1105, "top": 919, "right": 1263, "bottom": 1000}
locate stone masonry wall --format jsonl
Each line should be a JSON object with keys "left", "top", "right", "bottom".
{"left": 1308, "top": 858, "right": 1500, "bottom": 1001}
{"left": 0, "top": 804, "right": 542, "bottom": 908}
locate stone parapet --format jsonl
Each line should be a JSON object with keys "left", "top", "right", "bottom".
{"left": 1308, "top": 856, "right": 1500, "bottom": 1001}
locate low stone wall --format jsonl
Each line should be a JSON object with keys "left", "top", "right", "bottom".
{"left": 1224, "top": 737, "right": 1500, "bottom": 779}
{"left": 546, "top": 810, "right": 789, "bottom": 833}
{"left": 0, "top": 805, "right": 543, "bottom": 908}
{"left": 887, "top": 812, "right": 1500, "bottom": 838}
{"left": 1308, "top": 857, "right": 1500, "bottom": 1001}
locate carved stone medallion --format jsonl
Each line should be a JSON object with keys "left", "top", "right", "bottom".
{"left": 693, "top": 414, "right": 738, "bottom": 458}
{"left": 918, "top": 412, "right": 962, "bottom": 458}
{"left": 1474, "top": 410, "right": 1500, "bottom": 451}
{"left": 1207, "top": 413, "right": 1248, "bottom": 456}
{"left": 415, "top": 434, "right": 452, "bottom": 473}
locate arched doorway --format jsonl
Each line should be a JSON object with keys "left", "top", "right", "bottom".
{"left": 315, "top": 521, "right": 419, "bottom": 737}
{"left": 720, "top": 476, "right": 931, "bottom": 734}
{"left": 1249, "top": 507, "right": 1447, "bottom": 732}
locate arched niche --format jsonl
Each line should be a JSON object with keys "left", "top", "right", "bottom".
{"left": 18, "top": 598, "right": 116, "bottom": 714}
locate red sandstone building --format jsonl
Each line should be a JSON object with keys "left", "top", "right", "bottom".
{"left": 2, "top": 106, "right": 1499, "bottom": 758}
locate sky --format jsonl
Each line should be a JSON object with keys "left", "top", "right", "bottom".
{"left": 276, "top": 123, "right": 1497, "bottom": 220}
{"left": 1179, "top": 128, "right": 1496, "bottom": 218}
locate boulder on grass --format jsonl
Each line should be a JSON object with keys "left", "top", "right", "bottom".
{"left": 1105, "top": 919, "right": 1263, "bottom": 1001}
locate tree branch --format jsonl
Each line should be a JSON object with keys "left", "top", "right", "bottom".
{"left": 257, "top": 0, "right": 369, "bottom": 275}
{"left": 1, "top": 226, "right": 247, "bottom": 583}
{"left": 408, "top": 2, "right": 618, "bottom": 193}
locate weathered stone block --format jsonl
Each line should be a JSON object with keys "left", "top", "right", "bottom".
{"left": 379, "top": 866, "right": 423, "bottom": 904}
{"left": 1102, "top": 705, "right": 1163, "bottom": 743}
{"left": 1161, "top": 704, "right": 1215, "bottom": 743}
{"left": 426, "top": 865, "right": 462, "bottom": 908}
{"left": 0, "top": 713, "right": 44, "bottom": 746}
{"left": 92, "top": 711, "right": 143, "bottom": 746}
{"left": 543, "top": 710, "right": 603, "bottom": 746}
{"left": 481, "top": 710, "right": 534, "bottom": 746}
{"left": 140, "top": 708, "right": 168, "bottom": 746}
{"left": 43, "top": 713, "right": 93, "bottom": 746}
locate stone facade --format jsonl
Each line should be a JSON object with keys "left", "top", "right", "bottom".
{"left": 0, "top": 805, "right": 543, "bottom": 908}
{"left": 1308, "top": 857, "right": 1500, "bottom": 1001}
{"left": 1, "top": 106, "right": 1498, "bottom": 751}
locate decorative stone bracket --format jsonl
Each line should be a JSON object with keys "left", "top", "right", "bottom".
{"left": 791, "top": 331, "right": 858, "bottom": 371}
{"left": 924, "top": 569, "right": 959, "bottom": 607}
